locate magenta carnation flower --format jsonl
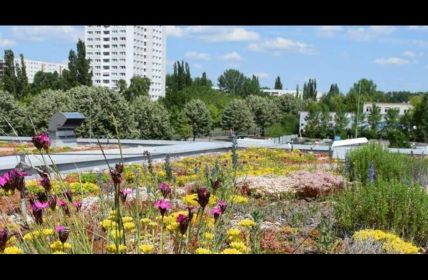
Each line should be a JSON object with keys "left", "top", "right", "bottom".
{"left": 56, "top": 225, "right": 70, "bottom": 244}
{"left": 196, "top": 187, "right": 210, "bottom": 209}
{"left": 154, "top": 199, "right": 171, "bottom": 217}
{"left": 177, "top": 214, "right": 190, "bottom": 235}
{"left": 159, "top": 183, "right": 171, "bottom": 198}
{"left": 211, "top": 207, "right": 222, "bottom": 221}
{"left": 32, "top": 132, "right": 51, "bottom": 151}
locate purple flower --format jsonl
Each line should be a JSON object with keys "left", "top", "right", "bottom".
{"left": 30, "top": 200, "right": 47, "bottom": 224}
{"left": 0, "top": 228, "right": 9, "bottom": 252}
{"left": 32, "top": 201, "right": 49, "bottom": 211}
{"left": 32, "top": 132, "right": 51, "bottom": 151}
{"left": 63, "top": 189, "right": 73, "bottom": 202}
{"left": 0, "top": 172, "right": 10, "bottom": 187}
{"left": 177, "top": 214, "right": 190, "bottom": 235}
{"left": 40, "top": 174, "right": 52, "bottom": 193}
{"left": 58, "top": 199, "right": 70, "bottom": 216}
{"left": 73, "top": 201, "right": 82, "bottom": 212}
{"left": 159, "top": 183, "right": 171, "bottom": 198}
{"left": 119, "top": 188, "right": 132, "bottom": 203}
{"left": 110, "top": 163, "right": 124, "bottom": 185}
{"left": 210, "top": 179, "right": 222, "bottom": 191}
{"left": 196, "top": 187, "right": 210, "bottom": 209}
{"left": 217, "top": 200, "right": 227, "bottom": 214}
{"left": 154, "top": 199, "right": 171, "bottom": 217}
{"left": 56, "top": 225, "right": 70, "bottom": 244}
{"left": 211, "top": 207, "right": 222, "bottom": 222}
{"left": 48, "top": 195, "right": 57, "bottom": 211}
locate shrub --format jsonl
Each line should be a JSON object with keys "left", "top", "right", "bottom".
{"left": 345, "top": 143, "right": 428, "bottom": 186}
{"left": 333, "top": 180, "right": 428, "bottom": 244}
{"left": 291, "top": 171, "right": 344, "bottom": 199}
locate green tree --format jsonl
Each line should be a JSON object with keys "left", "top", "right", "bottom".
{"left": 334, "top": 107, "right": 349, "bottom": 139}
{"left": 303, "top": 79, "right": 317, "bottom": 101}
{"left": 32, "top": 71, "right": 62, "bottom": 94}
{"left": 16, "top": 54, "right": 29, "bottom": 97}
{"left": 184, "top": 99, "right": 212, "bottom": 141}
{"left": 193, "top": 72, "right": 212, "bottom": 88}
{"left": 367, "top": 104, "right": 382, "bottom": 135}
{"left": 124, "top": 76, "right": 151, "bottom": 101}
{"left": 3, "top": 50, "right": 18, "bottom": 97}
{"left": 175, "top": 111, "right": 192, "bottom": 140}
{"left": 221, "top": 99, "right": 255, "bottom": 134}
{"left": 217, "top": 69, "right": 246, "bottom": 95}
{"left": 0, "top": 90, "right": 28, "bottom": 135}
{"left": 167, "top": 61, "right": 192, "bottom": 92}
{"left": 132, "top": 96, "right": 172, "bottom": 139}
{"left": 385, "top": 108, "right": 400, "bottom": 129}
{"left": 68, "top": 86, "right": 138, "bottom": 138}
{"left": 116, "top": 79, "right": 127, "bottom": 94}
{"left": 76, "top": 39, "right": 92, "bottom": 86}
{"left": 246, "top": 95, "right": 279, "bottom": 136}
{"left": 242, "top": 75, "right": 261, "bottom": 96}
{"left": 345, "top": 79, "right": 384, "bottom": 112}
{"left": 276, "top": 94, "right": 303, "bottom": 115}
{"left": 274, "top": 76, "right": 283, "bottom": 90}
{"left": 62, "top": 50, "right": 78, "bottom": 89}
{"left": 413, "top": 94, "right": 428, "bottom": 142}
{"left": 400, "top": 110, "right": 415, "bottom": 141}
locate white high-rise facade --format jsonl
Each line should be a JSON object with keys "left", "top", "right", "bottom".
{"left": 11, "top": 59, "right": 67, "bottom": 83}
{"left": 84, "top": 25, "right": 166, "bottom": 100}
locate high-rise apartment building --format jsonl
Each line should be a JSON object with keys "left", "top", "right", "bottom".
{"left": 84, "top": 25, "right": 166, "bottom": 100}
{"left": 14, "top": 59, "right": 67, "bottom": 83}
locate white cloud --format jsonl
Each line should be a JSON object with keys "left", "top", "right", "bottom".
{"left": 253, "top": 72, "right": 269, "bottom": 79}
{"left": 374, "top": 57, "right": 410, "bottom": 65}
{"left": 163, "top": 26, "right": 259, "bottom": 42}
{"left": 166, "top": 26, "right": 185, "bottom": 37}
{"left": 248, "top": 37, "right": 316, "bottom": 55}
{"left": 408, "top": 26, "right": 428, "bottom": 31}
{"left": 402, "top": 50, "right": 416, "bottom": 58}
{"left": 185, "top": 51, "right": 211, "bottom": 61}
{"left": 10, "top": 26, "right": 83, "bottom": 42}
{"left": 347, "top": 26, "right": 396, "bottom": 42}
{"left": 193, "top": 63, "right": 203, "bottom": 69}
{"left": 0, "top": 34, "right": 16, "bottom": 47}
{"left": 316, "top": 26, "right": 343, "bottom": 37}
{"left": 219, "top": 51, "right": 243, "bottom": 61}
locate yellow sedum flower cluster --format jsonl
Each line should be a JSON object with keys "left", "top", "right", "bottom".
{"left": 140, "top": 244, "right": 155, "bottom": 253}
{"left": 106, "top": 244, "right": 127, "bottom": 253}
{"left": 4, "top": 246, "right": 23, "bottom": 254}
{"left": 353, "top": 229, "right": 420, "bottom": 254}
{"left": 195, "top": 248, "right": 212, "bottom": 254}
{"left": 238, "top": 219, "right": 257, "bottom": 228}
{"left": 231, "top": 195, "right": 248, "bottom": 205}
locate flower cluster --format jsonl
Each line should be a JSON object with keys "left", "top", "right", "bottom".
{"left": 353, "top": 229, "right": 420, "bottom": 254}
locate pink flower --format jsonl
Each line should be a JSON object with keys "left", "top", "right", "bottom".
{"left": 0, "top": 172, "right": 10, "bottom": 187}
{"left": 196, "top": 187, "right": 210, "bottom": 209}
{"left": 56, "top": 225, "right": 70, "bottom": 243}
{"left": 176, "top": 214, "right": 190, "bottom": 235}
{"left": 73, "top": 201, "right": 82, "bottom": 212}
{"left": 32, "top": 201, "right": 49, "bottom": 210}
{"left": 217, "top": 200, "right": 227, "bottom": 214}
{"left": 211, "top": 207, "right": 222, "bottom": 221}
{"left": 159, "top": 183, "right": 171, "bottom": 198}
{"left": 119, "top": 188, "right": 132, "bottom": 203}
{"left": 154, "top": 199, "right": 171, "bottom": 217}
{"left": 32, "top": 132, "right": 51, "bottom": 151}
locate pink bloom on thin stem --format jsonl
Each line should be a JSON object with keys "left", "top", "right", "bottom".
{"left": 32, "top": 132, "right": 51, "bottom": 151}
{"left": 218, "top": 200, "right": 227, "bottom": 214}
{"left": 159, "top": 183, "right": 171, "bottom": 198}
{"left": 73, "top": 201, "right": 82, "bottom": 212}
{"left": 177, "top": 214, "right": 190, "bottom": 235}
{"left": 119, "top": 188, "right": 132, "bottom": 203}
{"left": 154, "top": 199, "right": 171, "bottom": 217}
{"left": 0, "top": 172, "right": 10, "bottom": 187}
{"left": 56, "top": 225, "right": 70, "bottom": 244}
{"left": 32, "top": 201, "right": 49, "bottom": 211}
{"left": 211, "top": 207, "right": 222, "bottom": 222}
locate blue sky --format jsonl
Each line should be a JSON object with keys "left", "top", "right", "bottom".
{"left": 2, "top": 26, "right": 428, "bottom": 92}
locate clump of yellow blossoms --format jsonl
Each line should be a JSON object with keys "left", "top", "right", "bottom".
{"left": 183, "top": 194, "right": 198, "bottom": 207}
{"left": 4, "top": 246, "right": 23, "bottom": 254}
{"left": 238, "top": 219, "right": 257, "bottom": 228}
{"left": 203, "top": 232, "right": 214, "bottom": 241}
{"left": 229, "top": 241, "right": 249, "bottom": 253}
{"left": 100, "top": 219, "right": 117, "bottom": 230}
{"left": 106, "top": 244, "right": 127, "bottom": 253}
{"left": 50, "top": 241, "right": 72, "bottom": 252}
{"left": 141, "top": 218, "right": 152, "bottom": 225}
{"left": 52, "top": 251, "right": 66, "bottom": 254}
{"left": 123, "top": 222, "right": 136, "bottom": 232}
{"left": 140, "top": 244, "right": 155, "bottom": 253}
{"left": 227, "top": 228, "right": 242, "bottom": 242}
{"left": 23, "top": 230, "right": 41, "bottom": 241}
{"left": 42, "top": 229, "right": 54, "bottom": 236}
{"left": 221, "top": 248, "right": 242, "bottom": 254}
{"left": 353, "top": 229, "right": 420, "bottom": 254}
{"left": 195, "top": 248, "right": 212, "bottom": 254}
{"left": 208, "top": 195, "right": 217, "bottom": 206}
{"left": 231, "top": 195, "right": 248, "bottom": 204}
{"left": 122, "top": 216, "right": 134, "bottom": 223}
{"left": 110, "top": 229, "right": 123, "bottom": 240}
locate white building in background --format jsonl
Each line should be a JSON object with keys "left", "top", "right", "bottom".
{"left": 84, "top": 25, "right": 166, "bottom": 100}
{"left": 299, "top": 111, "right": 355, "bottom": 133}
{"left": 363, "top": 102, "right": 412, "bottom": 116}
{"left": 262, "top": 88, "right": 324, "bottom": 100}
{"left": 11, "top": 59, "right": 67, "bottom": 83}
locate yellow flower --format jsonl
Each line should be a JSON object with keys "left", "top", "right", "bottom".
{"left": 4, "top": 246, "right": 23, "bottom": 254}
{"left": 109, "top": 229, "right": 123, "bottom": 240}
{"left": 195, "top": 248, "right": 212, "bottom": 254}
{"left": 148, "top": 222, "right": 158, "bottom": 228}
{"left": 230, "top": 241, "right": 249, "bottom": 253}
{"left": 183, "top": 194, "right": 199, "bottom": 207}
{"left": 50, "top": 241, "right": 72, "bottom": 252}
{"left": 42, "top": 229, "right": 54, "bottom": 236}
{"left": 106, "top": 244, "right": 127, "bottom": 253}
{"left": 140, "top": 244, "right": 155, "bottom": 253}
{"left": 227, "top": 228, "right": 242, "bottom": 242}
{"left": 231, "top": 195, "right": 248, "bottom": 204}
{"left": 123, "top": 222, "right": 136, "bottom": 232}
{"left": 238, "top": 219, "right": 257, "bottom": 228}
{"left": 203, "top": 232, "right": 214, "bottom": 241}
{"left": 205, "top": 217, "right": 215, "bottom": 229}
{"left": 221, "top": 248, "right": 242, "bottom": 254}
{"left": 23, "top": 230, "right": 41, "bottom": 241}
{"left": 100, "top": 219, "right": 117, "bottom": 230}
{"left": 208, "top": 195, "right": 217, "bottom": 206}
{"left": 6, "top": 236, "right": 17, "bottom": 245}
{"left": 141, "top": 218, "right": 152, "bottom": 225}
{"left": 122, "top": 216, "right": 134, "bottom": 223}
{"left": 52, "top": 251, "right": 66, "bottom": 254}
